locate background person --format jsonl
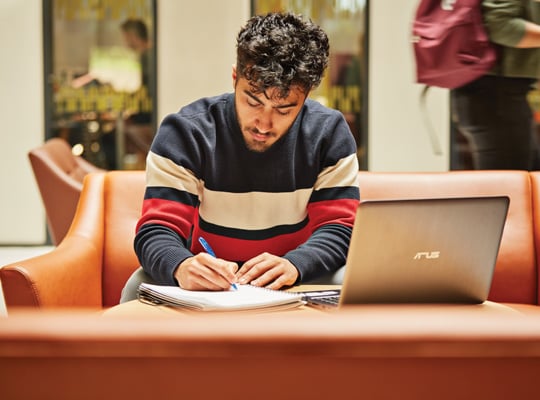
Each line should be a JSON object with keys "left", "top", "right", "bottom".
{"left": 451, "top": 0, "right": 540, "bottom": 170}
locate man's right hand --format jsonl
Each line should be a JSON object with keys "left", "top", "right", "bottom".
{"left": 174, "top": 253, "right": 239, "bottom": 291}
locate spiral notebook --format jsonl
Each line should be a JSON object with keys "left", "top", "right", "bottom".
{"left": 138, "top": 282, "right": 305, "bottom": 312}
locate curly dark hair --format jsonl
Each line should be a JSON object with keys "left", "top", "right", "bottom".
{"left": 236, "top": 12, "right": 329, "bottom": 99}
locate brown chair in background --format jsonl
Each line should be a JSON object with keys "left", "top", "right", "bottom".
{"left": 28, "top": 137, "right": 105, "bottom": 245}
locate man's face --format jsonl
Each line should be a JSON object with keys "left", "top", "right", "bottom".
{"left": 233, "top": 67, "right": 308, "bottom": 153}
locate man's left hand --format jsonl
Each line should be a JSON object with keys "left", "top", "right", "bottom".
{"left": 236, "top": 253, "right": 299, "bottom": 290}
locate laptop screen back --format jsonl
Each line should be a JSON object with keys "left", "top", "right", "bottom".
{"left": 340, "top": 196, "right": 509, "bottom": 304}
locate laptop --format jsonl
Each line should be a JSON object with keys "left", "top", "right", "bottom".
{"left": 303, "top": 196, "right": 509, "bottom": 308}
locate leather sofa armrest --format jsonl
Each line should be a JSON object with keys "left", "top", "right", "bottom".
{"left": 1, "top": 236, "right": 103, "bottom": 308}
{"left": 1, "top": 172, "right": 107, "bottom": 309}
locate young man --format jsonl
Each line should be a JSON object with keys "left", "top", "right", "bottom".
{"left": 124, "top": 12, "right": 359, "bottom": 298}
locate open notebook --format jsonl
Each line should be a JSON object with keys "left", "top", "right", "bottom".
{"left": 138, "top": 282, "right": 305, "bottom": 312}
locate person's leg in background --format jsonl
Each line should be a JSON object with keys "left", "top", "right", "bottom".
{"left": 451, "top": 75, "right": 537, "bottom": 170}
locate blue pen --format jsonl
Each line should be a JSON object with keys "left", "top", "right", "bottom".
{"left": 198, "top": 237, "right": 238, "bottom": 290}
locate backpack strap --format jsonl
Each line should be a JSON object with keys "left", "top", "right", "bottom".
{"left": 419, "top": 85, "right": 444, "bottom": 156}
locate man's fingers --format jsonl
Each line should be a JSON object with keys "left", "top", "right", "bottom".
{"left": 237, "top": 253, "right": 298, "bottom": 289}
{"left": 177, "top": 254, "right": 238, "bottom": 290}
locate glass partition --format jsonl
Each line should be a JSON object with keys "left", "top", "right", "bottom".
{"left": 251, "top": 0, "right": 368, "bottom": 169}
{"left": 43, "top": 0, "right": 157, "bottom": 170}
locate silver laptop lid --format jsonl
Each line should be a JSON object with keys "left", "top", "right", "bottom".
{"left": 340, "top": 196, "right": 509, "bottom": 304}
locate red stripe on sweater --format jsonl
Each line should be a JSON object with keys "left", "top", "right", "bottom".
{"left": 307, "top": 198, "right": 359, "bottom": 230}
{"left": 190, "top": 225, "right": 312, "bottom": 262}
{"left": 136, "top": 198, "right": 196, "bottom": 238}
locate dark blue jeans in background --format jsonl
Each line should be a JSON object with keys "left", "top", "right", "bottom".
{"left": 451, "top": 75, "right": 539, "bottom": 170}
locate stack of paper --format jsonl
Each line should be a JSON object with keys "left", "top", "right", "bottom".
{"left": 138, "top": 283, "right": 305, "bottom": 312}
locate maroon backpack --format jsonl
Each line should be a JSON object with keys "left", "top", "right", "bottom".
{"left": 412, "top": 0, "right": 497, "bottom": 89}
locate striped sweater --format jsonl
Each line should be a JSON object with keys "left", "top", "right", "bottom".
{"left": 135, "top": 93, "right": 360, "bottom": 285}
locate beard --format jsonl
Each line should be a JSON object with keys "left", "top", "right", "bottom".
{"left": 241, "top": 126, "right": 276, "bottom": 153}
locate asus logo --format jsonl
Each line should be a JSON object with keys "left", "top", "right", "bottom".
{"left": 413, "top": 251, "right": 440, "bottom": 260}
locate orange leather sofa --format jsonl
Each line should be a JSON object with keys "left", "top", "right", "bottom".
{"left": 1, "top": 170, "right": 539, "bottom": 309}
{"left": 2, "top": 170, "right": 540, "bottom": 400}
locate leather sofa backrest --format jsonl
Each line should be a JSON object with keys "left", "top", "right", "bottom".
{"left": 99, "top": 170, "right": 538, "bottom": 306}
{"left": 357, "top": 170, "right": 536, "bottom": 304}
{"left": 101, "top": 171, "right": 146, "bottom": 307}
